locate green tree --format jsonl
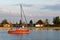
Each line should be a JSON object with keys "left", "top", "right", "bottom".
{"left": 53, "top": 16, "right": 60, "bottom": 25}
{"left": 16, "top": 22, "right": 18, "bottom": 26}
{"left": 9, "top": 21, "right": 12, "bottom": 27}
{"left": 1, "top": 19, "right": 9, "bottom": 24}
{"left": 45, "top": 19, "right": 49, "bottom": 25}
{"left": 29, "top": 20, "right": 33, "bottom": 27}
{"left": 19, "top": 20, "right": 22, "bottom": 25}
{"left": 45, "top": 19, "right": 49, "bottom": 26}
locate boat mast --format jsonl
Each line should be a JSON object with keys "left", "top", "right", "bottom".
{"left": 20, "top": 4, "right": 27, "bottom": 27}
{"left": 20, "top": 4, "right": 22, "bottom": 25}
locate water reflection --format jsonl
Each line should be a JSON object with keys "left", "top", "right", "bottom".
{"left": 35, "top": 28, "right": 44, "bottom": 30}
{"left": 0, "top": 30, "right": 60, "bottom": 40}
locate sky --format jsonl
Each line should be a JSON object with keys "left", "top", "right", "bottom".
{"left": 0, "top": 0, "right": 60, "bottom": 24}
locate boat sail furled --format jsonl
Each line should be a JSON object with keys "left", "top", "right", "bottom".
{"left": 8, "top": 4, "right": 29, "bottom": 34}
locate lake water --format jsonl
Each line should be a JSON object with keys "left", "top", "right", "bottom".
{"left": 0, "top": 29, "right": 60, "bottom": 40}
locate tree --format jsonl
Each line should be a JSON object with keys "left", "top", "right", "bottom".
{"left": 19, "top": 20, "right": 22, "bottom": 25}
{"left": 29, "top": 20, "right": 33, "bottom": 27}
{"left": 1, "top": 19, "right": 9, "bottom": 24}
{"left": 9, "top": 21, "right": 12, "bottom": 27}
{"left": 53, "top": 16, "right": 60, "bottom": 25}
{"left": 45, "top": 19, "right": 49, "bottom": 26}
{"left": 19, "top": 20, "right": 26, "bottom": 27}
{"left": 45, "top": 19, "right": 49, "bottom": 25}
{"left": 22, "top": 22, "right": 26, "bottom": 27}
{"left": 16, "top": 22, "right": 18, "bottom": 26}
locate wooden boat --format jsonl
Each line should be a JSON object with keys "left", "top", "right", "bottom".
{"left": 8, "top": 4, "right": 29, "bottom": 34}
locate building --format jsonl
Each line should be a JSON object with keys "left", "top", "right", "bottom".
{"left": 35, "top": 20, "right": 45, "bottom": 28}
{"left": 3, "top": 24, "right": 12, "bottom": 28}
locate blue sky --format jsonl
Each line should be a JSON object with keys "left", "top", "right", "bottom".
{"left": 0, "top": 0, "right": 60, "bottom": 24}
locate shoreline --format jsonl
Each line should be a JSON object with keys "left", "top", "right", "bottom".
{"left": 0, "top": 27, "right": 60, "bottom": 30}
{"left": 28, "top": 27, "right": 60, "bottom": 30}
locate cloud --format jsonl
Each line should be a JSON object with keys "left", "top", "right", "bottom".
{"left": 0, "top": 8, "right": 20, "bottom": 14}
{"left": 0, "top": 0, "right": 60, "bottom": 24}
{"left": 42, "top": 4, "right": 60, "bottom": 11}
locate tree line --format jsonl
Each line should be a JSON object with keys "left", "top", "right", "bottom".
{"left": 0, "top": 16, "right": 60, "bottom": 27}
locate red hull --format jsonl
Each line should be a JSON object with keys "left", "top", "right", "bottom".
{"left": 8, "top": 29, "right": 29, "bottom": 34}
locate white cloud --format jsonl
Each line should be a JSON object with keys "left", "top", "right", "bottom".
{"left": 0, "top": 8, "right": 20, "bottom": 14}
{"left": 0, "top": 0, "right": 60, "bottom": 23}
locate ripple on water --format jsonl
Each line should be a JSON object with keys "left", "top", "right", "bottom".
{"left": 0, "top": 30, "right": 60, "bottom": 40}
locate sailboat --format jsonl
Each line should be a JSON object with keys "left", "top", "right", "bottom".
{"left": 8, "top": 4, "right": 29, "bottom": 34}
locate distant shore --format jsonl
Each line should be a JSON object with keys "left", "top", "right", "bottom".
{"left": 0, "top": 27, "right": 11, "bottom": 30}
{"left": 28, "top": 27, "right": 60, "bottom": 30}
{"left": 0, "top": 27, "right": 60, "bottom": 30}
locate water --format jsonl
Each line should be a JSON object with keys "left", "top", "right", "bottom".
{"left": 0, "top": 30, "right": 60, "bottom": 40}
